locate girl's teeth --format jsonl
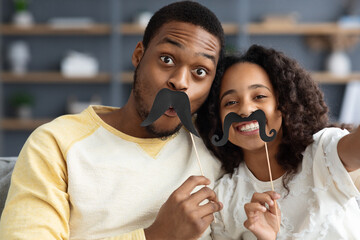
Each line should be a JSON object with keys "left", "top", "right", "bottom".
{"left": 240, "top": 122, "right": 259, "bottom": 132}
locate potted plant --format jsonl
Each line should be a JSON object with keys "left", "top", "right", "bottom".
{"left": 12, "top": 0, "right": 34, "bottom": 27}
{"left": 10, "top": 92, "right": 35, "bottom": 119}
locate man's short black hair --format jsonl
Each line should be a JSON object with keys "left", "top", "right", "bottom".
{"left": 143, "top": 1, "right": 225, "bottom": 58}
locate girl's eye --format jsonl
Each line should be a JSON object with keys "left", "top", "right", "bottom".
{"left": 194, "top": 68, "right": 207, "bottom": 77}
{"left": 255, "top": 95, "right": 267, "bottom": 100}
{"left": 224, "top": 101, "right": 238, "bottom": 107}
{"left": 160, "top": 56, "right": 174, "bottom": 65}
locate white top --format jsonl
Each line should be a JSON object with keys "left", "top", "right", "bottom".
{"left": 211, "top": 128, "right": 360, "bottom": 240}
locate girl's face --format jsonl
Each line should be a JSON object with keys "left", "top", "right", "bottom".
{"left": 219, "top": 62, "right": 282, "bottom": 151}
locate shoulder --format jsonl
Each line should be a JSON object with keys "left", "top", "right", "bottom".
{"left": 304, "top": 127, "right": 359, "bottom": 199}
{"left": 27, "top": 106, "right": 101, "bottom": 155}
{"left": 312, "top": 127, "right": 349, "bottom": 143}
{"left": 308, "top": 127, "right": 349, "bottom": 157}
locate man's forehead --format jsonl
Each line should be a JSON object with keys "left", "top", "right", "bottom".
{"left": 150, "top": 21, "right": 220, "bottom": 57}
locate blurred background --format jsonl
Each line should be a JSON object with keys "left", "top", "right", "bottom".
{"left": 1, "top": 0, "right": 360, "bottom": 156}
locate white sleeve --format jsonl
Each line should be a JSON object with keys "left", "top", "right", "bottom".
{"left": 312, "top": 128, "right": 360, "bottom": 200}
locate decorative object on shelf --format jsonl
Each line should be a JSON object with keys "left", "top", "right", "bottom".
{"left": 7, "top": 41, "right": 30, "bottom": 74}
{"left": 339, "top": 80, "right": 360, "bottom": 125}
{"left": 9, "top": 92, "right": 35, "bottom": 119}
{"left": 326, "top": 50, "right": 351, "bottom": 76}
{"left": 48, "top": 17, "right": 94, "bottom": 29}
{"left": 133, "top": 10, "right": 153, "bottom": 27}
{"left": 12, "top": 0, "right": 34, "bottom": 27}
{"left": 307, "top": 34, "right": 357, "bottom": 76}
{"left": 261, "top": 12, "right": 299, "bottom": 26}
{"left": 67, "top": 95, "right": 101, "bottom": 114}
{"left": 61, "top": 51, "right": 99, "bottom": 77}
{"left": 337, "top": 15, "right": 360, "bottom": 29}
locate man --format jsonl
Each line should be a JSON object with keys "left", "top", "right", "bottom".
{"left": 0, "top": 1, "right": 225, "bottom": 239}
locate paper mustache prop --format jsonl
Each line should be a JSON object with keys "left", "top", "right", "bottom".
{"left": 140, "top": 88, "right": 200, "bottom": 137}
{"left": 211, "top": 109, "right": 277, "bottom": 146}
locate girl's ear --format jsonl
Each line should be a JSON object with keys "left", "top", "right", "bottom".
{"left": 132, "top": 41, "right": 145, "bottom": 67}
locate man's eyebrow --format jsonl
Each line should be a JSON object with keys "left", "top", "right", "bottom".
{"left": 157, "top": 38, "right": 216, "bottom": 65}
{"left": 196, "top": 53, "right": 216, "bottom": 65}
{"left": 220, "top": 89, "right": 236, "bottom": 102}
{"left": 157, "top": 37, "right": 183, "bottom": 48}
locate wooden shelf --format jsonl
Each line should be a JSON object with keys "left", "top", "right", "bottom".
{"left": 0, "top": 24, "right": 111, "bottom": 35}
{"left": 0, "top": 72, "right": 135, "bottom": 84}
{"left": 311, "top": 72, "right": 360, "bottom": 84}
{"left": 247, "top": 22, "right": 360, "bottom": 35}
{"left": 1, "top": 118, "right": 52, "bottom": 131}
{"left": 121, "top": 72, "right": 134, "bottom": 83}
{"left": 121, "top": 23, "right": 239, "bottom": 35}
{"left": 1, "top": 23, "right": 239, "bottom": 36}
{"left": 1, "top": 72, "right": 111, "bottom": 83}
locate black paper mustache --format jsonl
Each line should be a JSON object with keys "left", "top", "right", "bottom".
{"left": 211, "top": 109, "right": 277, "bottom": 146}
{"left": 140, "top": 88, "right": 200, "bottom": 137}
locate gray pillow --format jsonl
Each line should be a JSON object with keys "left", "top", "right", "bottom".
{"left": 0, "top": 157, "right": 17, "bottom": 219}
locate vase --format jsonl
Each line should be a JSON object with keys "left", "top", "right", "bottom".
{"left": 326, "top": 51, "right": 351, "bottom": 76}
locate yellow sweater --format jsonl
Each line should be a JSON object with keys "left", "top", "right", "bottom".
{"left": 0, "top": 106, "right": 223, "bottom": 240}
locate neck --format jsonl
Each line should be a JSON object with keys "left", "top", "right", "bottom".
{"left": 244, "top": 133, "right": 285, "bottom": 182}
{"left": 98, "top": 93, "right": 154, "bottom": 138}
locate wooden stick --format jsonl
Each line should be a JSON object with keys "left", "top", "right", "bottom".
{"left": 190, "top": 133, "right": 205, "bottom": 176}
{"left": 264, "top": 142, "right": 280, "bottom": 232}
{"left": 190, "top": 132, "right": 216, "bottom": 223}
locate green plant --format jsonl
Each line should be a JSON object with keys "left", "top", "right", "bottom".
{"left": 13, "top": 0, "right": 28, "bottom": 12}
{"left": 10, "top": 92, "right": 35, "bottom": 107}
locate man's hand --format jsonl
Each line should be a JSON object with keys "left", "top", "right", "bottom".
{"left": 144, "top": 176, "right": 223, "bottom": 240}
{"left": 243, "top": 191, "right": 281, "bottom": 240}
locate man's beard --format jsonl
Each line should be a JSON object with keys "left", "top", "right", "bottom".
{"left": 132, "top": 65, "right": 183, "bottom": 138}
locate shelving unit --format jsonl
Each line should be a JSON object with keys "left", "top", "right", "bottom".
{"left": 0, "top": 24, "right": 111, "bottom": 35}
{"left": 0, "top": 118, "right": 51, "bottom": 131}
{"left": 0, "top": 0, "right": 356, "bottom": 155}
{"left": 1, "top": 72, "right": 111, "bottom": 83}
{"left": 246, "top": 22, "right": 360, "bottom": 35}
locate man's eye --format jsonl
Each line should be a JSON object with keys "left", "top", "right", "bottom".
{"left": 193, "top": 68, "right": 207, "bottom": 77}
{"left": 160, "top": 56, "right": 174, "bottom": 65}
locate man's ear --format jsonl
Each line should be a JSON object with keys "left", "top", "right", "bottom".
{"left": 132, "top": 41, "right": 145, "bottom": 67}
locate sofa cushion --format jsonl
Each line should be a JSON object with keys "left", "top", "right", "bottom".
{"left": 0, "top": 157, "right": 17, "bottom": 219}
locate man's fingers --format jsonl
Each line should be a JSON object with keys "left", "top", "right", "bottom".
{"left": 173, "top": 176, "right": 211, "bottom": 197}
{"left": 189, "top": 186, "right": 218, "bottom": 205}
{"left": 195, "top": 200, "right": 223, "bottom": 218}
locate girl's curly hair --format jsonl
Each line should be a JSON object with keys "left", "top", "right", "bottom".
{"left": 196, "top": 44, "right": 329, "bottom": 192}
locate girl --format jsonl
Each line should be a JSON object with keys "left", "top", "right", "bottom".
{"left": 196, "top": 45, "right": 360, "bottom": 240}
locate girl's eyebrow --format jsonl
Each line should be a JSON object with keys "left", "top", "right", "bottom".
{"left": 249, "top": 84, "right": 271, "bottom": 92}
{"left": 220, "top": 89, "right": 236, "bottom": 102}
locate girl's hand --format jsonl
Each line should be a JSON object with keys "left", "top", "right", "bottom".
{"left": 243, "top": 191, "right": 281, "bottom": 240}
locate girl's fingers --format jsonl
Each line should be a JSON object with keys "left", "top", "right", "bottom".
{"left": 251, "top": 191, "right": 280, "bottom": 207}
{"left": 263, "top": 191, "right": 281, "bottom": 215}
{"left": 244, "top": 202, "right": 267, "bottom": 218}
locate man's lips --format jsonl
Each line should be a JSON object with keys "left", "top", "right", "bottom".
{"left": 164, "top": 107, "right": 178, "bottom": 117}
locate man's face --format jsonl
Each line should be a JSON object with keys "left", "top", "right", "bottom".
{"left": 132, "top": 21, "right": 221, "bottom": 137}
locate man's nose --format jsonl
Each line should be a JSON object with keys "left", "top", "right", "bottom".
{"left": 167, "top": 67, "right": 190, "bottom": 91}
